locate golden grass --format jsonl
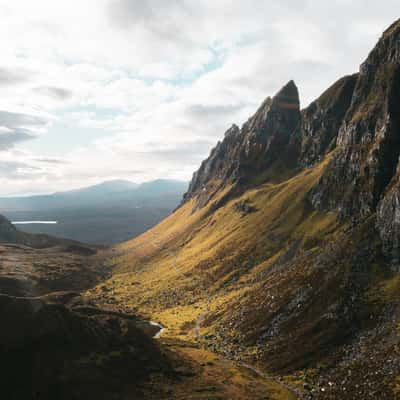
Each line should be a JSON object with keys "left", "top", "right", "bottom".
{"left": 155, "top": 341, "right": 298, "bottom": 400}
{"left": 87, "top": 155, "right": 339, "bottom": 349}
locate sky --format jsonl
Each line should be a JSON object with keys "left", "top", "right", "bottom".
{"left": 0, "top": 0, "right": 398, "bottom": 196}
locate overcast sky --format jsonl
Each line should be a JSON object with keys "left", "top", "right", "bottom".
{"left": 0, "top": 1, "right": 398, "bottom": 195}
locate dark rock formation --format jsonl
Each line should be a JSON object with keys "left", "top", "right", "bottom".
{"left": 184, "top": 18, "right": 400, "bottom": 266}
{"left": 183, "top": 80, "right": 301, "bottom": 206}
{"left": 234, "top": 199, "right": 257, "bottom": 215}
{"left": 0, "top": 293, "right": 169, "bottom": 399}
{"left": 308, "top": 18, "right": 400, "bottom": 265}
{"left": 298, "top": 73, "right": 358, "bottom": 167}
{"left": 310, "top": 21, "right": 400, "bottom": 217}
{"left": 0, "top": 214, "right": 17, "bottom": 243}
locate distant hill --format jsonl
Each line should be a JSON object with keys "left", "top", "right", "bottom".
{"left": 0, "top": 179, "right": 187, "bottom": 244}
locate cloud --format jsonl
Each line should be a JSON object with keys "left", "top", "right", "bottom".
{"left": 131, "top": 139, "right": 215, "bottom": 163}
{"left": 0, "top": 160, "right": 41, "bottom": 178}
{"left": 0, "top": 110, "right": 49, "bottom": 151}
{"left": 0, "top": 129, "right": 35, "bottom": 150}
{"left": 108, "top": 0, "right": 185, "bottom": 28}
{"left": 0, "top": 110, "right": 47, "bottom": 129}
{"left": 33, "top": 157, "right": 68, "bottom": 164}
{"left": 0, "top": 67, "right": 30, "bottom": 86}
{"left": 33, "top": 86, "right": 72, "bottom": 100}
{"left": 0, "top": 150, "right": 64, "bottom": 195}
{"left": 188, "top": 104, "right": 245, "bottom": 119}
{"left": 107, "top": 0, "right": 194, "bottom": 51}
{"left": 0, "top": 126, "right": 13, "bottom": 133}
{"left": 0, "top": 160, "right": 28, "bottom": 174}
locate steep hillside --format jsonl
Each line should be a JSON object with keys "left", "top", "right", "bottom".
{"left": 89, "top": 19, "right": 400, "bottom": 399}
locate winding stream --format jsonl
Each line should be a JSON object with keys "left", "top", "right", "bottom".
{"left": 149, "top": 321, "right": 166, "bottom": 338}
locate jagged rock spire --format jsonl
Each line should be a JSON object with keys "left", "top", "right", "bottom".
{"left": 271, "top": 80, "right": 300, "bottom": 109}
{"left": 183, "top": 81, "right": 301, "bottom": 206}
{"left": 243, "top": 81, "right": 300, "bottom": 134}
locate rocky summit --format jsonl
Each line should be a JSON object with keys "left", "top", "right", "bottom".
{"left": 183, "top": 79, "right": 301, "bottom": 208}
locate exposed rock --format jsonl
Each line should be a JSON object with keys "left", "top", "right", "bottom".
{"left": 376, "top": 168, "right": 400, "bottom": 268}
{"left": 183, "top": 80, "right": 301, "bottom": 207}
{"left": 0, "top": 214, "right": 17, "bottom": 243}
{"left": 298, "top": 73, "right": 358, "bottom": 167}
{"left": 310, "top": 19, "right": 400, "bottom": 220}
{"left": 184, "top": 19, "right": 400, "bottom": 265}
{"left": 234, "top": 199, "right": 257, "bottom": 216}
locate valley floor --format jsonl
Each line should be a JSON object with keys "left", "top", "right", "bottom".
{"left": 85, "top": 262, "right": 305, "bottom": 399}
{"left": 0, "top": 241, "right": 300, "bottom": 400}
{"left": 85, "top": 268, "right": 301, "bottom": 399}
{"left": 140, "top": 337, "right": 298, "bottom": 400}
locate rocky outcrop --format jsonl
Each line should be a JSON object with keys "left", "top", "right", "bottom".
{"left": 312, "top": 87, "right": 400, "bottom": 218}
{"left": 310, "top": 19, "right": 400, "bottom": 218}
{"left": 307, "top": 19, "right": 400, "bottom": 264}
{"left": 298, "top": 73, "right": 358, "bottom": 167}
{"left": 377, "top": 162, "right": 400, "bottom": 268}
{"left": 0, "top": 215, "right": 17, "bottom": 243}
{"left": 183, "top": 80, "right": 301, "bottom": 205}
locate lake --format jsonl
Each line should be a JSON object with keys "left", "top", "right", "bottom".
{"left": 12, "top": 221, "right": 58, "bottom": 225}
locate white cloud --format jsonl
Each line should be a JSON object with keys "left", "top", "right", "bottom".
{"left": 0, "top": 0, "right": 399, "bottom": 195}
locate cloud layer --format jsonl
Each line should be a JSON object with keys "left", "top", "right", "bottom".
{"left": 0, "top": 0, "right": 398, "bottom": 195}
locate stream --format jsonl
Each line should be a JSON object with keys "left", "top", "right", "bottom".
{"left": 149, "top": 321, "right": 166, "bottom": 338}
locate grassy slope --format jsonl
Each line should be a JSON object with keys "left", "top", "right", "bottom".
{"left": 87, "top": 152, "right": 400, "bottom": 398}
{"left": 89, "top": 157, "right": 336, "bottom": 338}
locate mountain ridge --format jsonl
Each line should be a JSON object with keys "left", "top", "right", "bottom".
{"left": 0, "top": 179, "right": 187, "bottom": 208}
{"left": 91, "top": 18, "right": 400, "bottom": 399}
{"left": 183, "top": 17, "right": 400, "bottom": 266}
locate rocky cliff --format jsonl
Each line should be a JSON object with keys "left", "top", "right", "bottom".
{"left": 183, "top": 80, "right": 301, "bottom": 207}
{"left": 184, "top": 18, "right": 400, "bottom": 269}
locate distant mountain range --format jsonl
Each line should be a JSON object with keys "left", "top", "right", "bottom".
{"left": 0, "top": 179, "right": 187, "bottom": 244}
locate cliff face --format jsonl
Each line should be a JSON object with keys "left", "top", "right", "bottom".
{"left": 308, "top": 19, "right": 400, "bottom": 265}
{"left": 298, "top": 73, "right": 358, "bottom": 167}
{"left": 183, "top": 80, "right": 301, "bottom": 206}
{"left": 311, "top": 21, "right": 400, "bottom": 217}
{"left": 184, "top": 18, "right": 400, "bottom": 266}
